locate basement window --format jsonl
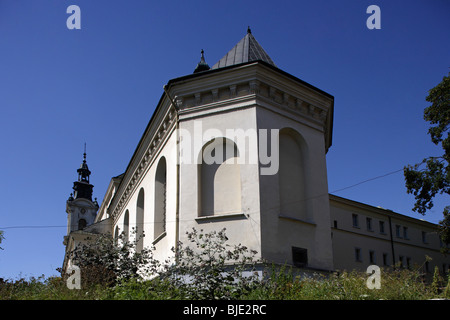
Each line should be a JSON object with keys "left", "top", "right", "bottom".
{"left": 292, "top": 247, "right": 308, "bottom": 268}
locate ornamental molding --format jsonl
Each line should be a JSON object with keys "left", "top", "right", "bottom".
{"left": 110, "top": 104, "right": 177, "bottom": 222}
{"left": 175, "top": 76, "right": 331, "bottom": 129}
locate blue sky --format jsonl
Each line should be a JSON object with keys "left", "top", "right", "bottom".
{"left": 0, "top": 0, "right": 449, "bottom": 280}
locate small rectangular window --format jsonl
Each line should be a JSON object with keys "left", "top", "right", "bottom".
{"left": 422, "top": 231, "right": 428, "bottom": 244}
{"left": 369, "top": 250, "right": 376, "bottom": 264}
{"left": 366, "top": 217, "right": 373, "bottom": 231}
{"left": 355, "top": 248, "right": 362, "bottom": 262}
{"left": 425, "top": 261, "right": 430, "bottom": 273}
{"left": 396, "top": 225, "right": 401, "bottom": 238}
{"left": 333, "top": 220, "right": 338, "bottom": 229}
{"left": 403, "top": 227, "right": 409, "bottom": 239}
{"left": 292, "top": 247, "right": 308, "bottom": 268}
{"left": 383, "top": 253, "right": 388, "bottom": 266}
{"left": 352, "top": 214, "right": 359, "bottom": 228}
{"left": 379, "top": 221, "right": 385, "bottom": 234}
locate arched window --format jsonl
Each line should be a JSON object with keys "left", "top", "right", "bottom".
{"left": 123, "top": 210, "right": 129, "bottom": 243}
{"left": 136, "top": 188, "right": 145, "bottom": 252}
{"left": 154, "top": 157, "right": 167, "bottom": 239}
{"left": 278, "top": 128, "right": 307, "bottom": 220}
{"left": 78, "top": 219, "right": 87, "bottom": 230}
{"left": 199, "top": 138, "right": 241, "bottom": 216}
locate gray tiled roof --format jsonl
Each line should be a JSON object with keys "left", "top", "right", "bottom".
{"left": 212, "top": 30, "right": 276, "bottom": 69}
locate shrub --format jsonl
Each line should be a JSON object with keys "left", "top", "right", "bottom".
{"left": 59, "top": 227, "right": 261, "bottom": 299}
{"left": 159, "top": 228, "right": 261, "bottom": 300}
{"left": 66, "top": 228, "right": 159, "bottom": 288}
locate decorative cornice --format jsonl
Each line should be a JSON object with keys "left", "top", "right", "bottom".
{"left": 176, "top": 77, "right": 331, "bottom": 131}
{"left": 110, "top": 105, "right": 177, "bottom": 222}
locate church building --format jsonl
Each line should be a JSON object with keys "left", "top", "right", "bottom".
{"left": 63, "top": 29, "right": 449, "bottom": 277}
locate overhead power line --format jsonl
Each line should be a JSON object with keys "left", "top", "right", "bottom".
{"left": 0, "top": 166, "right": 408, "bottom": 231}
{"left": 0, "top": 225, "right": 66, "bottom": 230}
{"left": 330, "top": 167, "right": 405, "bottom": 194}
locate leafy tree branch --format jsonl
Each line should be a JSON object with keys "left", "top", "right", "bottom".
{"left": 404, "top": 72, "right": 450, "bottom": 248}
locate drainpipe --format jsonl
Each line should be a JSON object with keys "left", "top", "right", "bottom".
{"left": 388, "top": 215, "right": 396, "bottom": 269}
{"left": 163, "top": 85, "right": 180, "bottom": 264}
{"left": 175, "top": 108, "right": 180, "bottom": 263}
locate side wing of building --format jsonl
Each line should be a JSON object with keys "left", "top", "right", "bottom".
{"left": 330, "top": 194, "right": 450, "bottom": 276}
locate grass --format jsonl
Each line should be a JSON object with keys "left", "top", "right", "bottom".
{"left": 245, "top": 266, "right": 449, "bottom": 300}
{"left": 1, "top": 266, "right": 449, "bottom": 300}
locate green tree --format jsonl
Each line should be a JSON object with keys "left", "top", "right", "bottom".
{"left": 404, "top": 72, "right": 450, "bottom": 249}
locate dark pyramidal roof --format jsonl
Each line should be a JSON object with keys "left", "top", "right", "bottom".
{"left": 211, "top": 27, "right": 276, "bottom": 70}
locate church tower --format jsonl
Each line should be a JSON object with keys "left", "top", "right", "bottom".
{"left": 99, "top": 28, "right": 334, "bottom": 272}
{"left": 65, "top": 146, "right": 99, "bottom": 235}
{"left": 172, "top": 28, "right": 335, "bottom": 271}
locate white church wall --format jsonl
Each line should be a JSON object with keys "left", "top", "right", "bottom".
{"left": 178, "top": 106, "right": 262, "bottom": 260}
{"left": 256, "top": 105, "right": 334, "bottom": 271}
{"left": 112, "top": 124, "right": 178, "bottom": 266}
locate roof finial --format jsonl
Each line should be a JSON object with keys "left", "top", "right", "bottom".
{"left": 193, "top": 49, "right": 210, "bottom": 73}
{"left": 247, "top": 26, "right": 252, "bottom": 34}
{"left": 200, "top": 49, "right": 205, "bottom": 61}
{"left": 83, "top": 143, "right": 87, "bottom": 163}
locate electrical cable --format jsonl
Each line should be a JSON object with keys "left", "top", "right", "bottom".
{"left": 0, "top": 165, "right": 409, "bottom": 231}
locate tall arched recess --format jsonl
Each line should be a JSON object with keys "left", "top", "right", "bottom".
{"left": 123, "top": 210, "right": 129, "bottom": 243}
{"left": 136, "top": 188, "right": 145, "bottom": 252}
{"left": 278, "top": 128, "right": 307, "bottom": 220}
{"left": 154, "top": 157, "right": 167, "bottom": 239}
{"left": 199, "top": 138, "right": 242, "bottom": 216}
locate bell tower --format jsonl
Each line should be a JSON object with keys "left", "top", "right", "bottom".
{"left": 65, "top": 145, "right": 99, "bottom": 235}
{"left": 72, "top": 146, "right": 94, "bottom": 201}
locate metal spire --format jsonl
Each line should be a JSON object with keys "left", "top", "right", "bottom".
{"left": 193, "top": 49, "right": 211, "bottom": 73}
